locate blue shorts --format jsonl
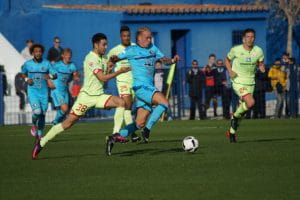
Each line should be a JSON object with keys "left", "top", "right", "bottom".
{"left": 28, "top": 92, "right": 48, "bottom": 114}
{"left": 133, "top": 85, "right": 158, "bottom": 112}
{"left": 51, "top": 90, "right": 69, "bottom": 107}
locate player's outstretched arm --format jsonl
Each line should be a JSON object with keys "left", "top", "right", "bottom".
{"left": 95, "top": 67, "right": 130, "bottom": 82}
{"left": 159, "top": 55, "right": 180, "bottom": 65}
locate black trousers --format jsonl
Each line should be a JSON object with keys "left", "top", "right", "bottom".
{"left": 215, "top": 85, "right": 230, "bottom": 119}
{"left": 205, "top": 86, "right": 217, "bottom": 116}
{"left": 190, "top": 96, "right": 205, "bottom": 120}
{"left": 16, "top": 91, "right": 26, "bottom": 110}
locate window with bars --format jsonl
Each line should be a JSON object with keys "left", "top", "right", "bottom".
{"left": 232, "top": 30, "right": 243, "bottom": 46}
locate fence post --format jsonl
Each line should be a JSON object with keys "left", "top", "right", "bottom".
{"left": 0, "top": 73, "right": 4, "bottom": 126}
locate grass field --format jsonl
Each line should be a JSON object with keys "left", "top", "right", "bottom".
{"left": 0, "top": 119, "right": 300, "bottom": 200}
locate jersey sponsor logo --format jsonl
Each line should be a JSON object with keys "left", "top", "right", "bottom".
{"left": 246, "top": 57, "right": 251, "bottom": 62}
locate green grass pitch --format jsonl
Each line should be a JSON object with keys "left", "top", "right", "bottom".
{"left": 0, "top": 119, "right": 300, "bottom": 200}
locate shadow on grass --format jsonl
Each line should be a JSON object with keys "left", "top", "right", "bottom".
{"left": 114, "top": 147, "right": 184, "bottom": 157}
{"left": 239, "top": 137, "right": 296, "bottom": 143}
{"left": 40, "top": 153, "right": 99, "bottom": 160}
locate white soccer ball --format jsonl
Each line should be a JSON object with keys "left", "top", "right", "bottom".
{"left": 182, "top": 136, "right": 199, "bottom": 152}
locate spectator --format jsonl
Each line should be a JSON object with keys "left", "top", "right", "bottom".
{"left": 203, "top": 54, "right": 217, "bottom": 117}
{"left": 154, "top": 60, "right": 165, "bottom": 92}
{"left": 286, "top": 57, "right": 298, "bottom": 117}
{"left": 281, "top": 53, "right": 290, "bottom": 116}
{"left": 187, "top": 60, "right": 205, "bottom": 120}
{"left": 0, "top": 64, "right": 8, "bottom": 96}
{"left": 21, "top": 39, "right": 34, "bottom": 60}
{"left": 268, "top": 58, "right": 287, "bottom": 118}
{"left": 47, "top": 36, "right": 63, "bottom": 64}
{"left": 14, "top": 72, "right": 27, "bottom": 110}
{"left": 215, "top": 59, "right": 230, "bottom": 119}
{"left": 252, "top": 68, "right": 268, "bottom": 118}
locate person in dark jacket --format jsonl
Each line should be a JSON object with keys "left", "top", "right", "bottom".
{"left": 187, "top": 60, "right": 205, "bottom": 120}
{"left": 215, "top": 59, "right": 230, "bottom": 119}
{"left": 15, "top": 72, "right": 27, "bottom": 110}
{"left": 47, "top": 36, "right": 63, "bottom": 64}
{"left": 252, "top": 68, "right": 269, "bottom": 118}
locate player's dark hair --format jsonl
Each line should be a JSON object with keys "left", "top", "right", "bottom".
{"left": 243, "top": 28, "right": 256, "bottom": 37}
{"left": 120, "top": 25, "right": 130, "bottom": 33}
{"left": 155, "top": 60, "right": 162, "bottom": 65}
{"left": 92, "top": 33, "right": 107, "bottom": 47}
{"left": 217, "top": 59, "right": 223, "bottom": 63}
{"left": 209, "top": 54, "right": 216, "bottom": 58}
{"left": 30, "top": 44, "right": 45, "bottom": 54}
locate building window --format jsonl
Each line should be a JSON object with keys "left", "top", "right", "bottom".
{"left": 232, "top": 30, "right": 243, "bottom": 46}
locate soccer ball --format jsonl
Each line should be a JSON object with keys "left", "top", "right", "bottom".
{"left": 182, "top": 136, "right": 199, "bottom": 152}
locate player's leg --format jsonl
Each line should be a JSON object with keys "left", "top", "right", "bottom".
{"left": 52, "top": 91, "right": 69, "bottom": 125}
{"left": 32, "top": 92, "right": 92, "bottom": 159}
{"left": 28, "top": 94, "right": 40, "bottom": 137}
{"left": 227, "top": 84, "right": 254, "bottom": 143}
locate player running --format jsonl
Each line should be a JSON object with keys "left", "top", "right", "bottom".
{"left": 51, "top": 48, "right": 79, "bottom": 125}
{"left": 32, "top": 33, "right": 130, "bottom": 159}
{"left": 21, "top": 44, "right": 55, "bottom": 140}
{"left": 106, "top": 27, "right": 179, "bottom": 156}
{"left": 107, "top": 26, "right": 140, "bottom": 142}
{"left": 225, "top": 28, "right": 265, "bottom": 143}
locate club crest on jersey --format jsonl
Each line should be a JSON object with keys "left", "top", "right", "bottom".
{"left": 251, "top": 53, "right": 257, "bottom": 57}
{"left": 149, "top": 50, "right": 154, "bottom": 55}
{"left": 41, "top": 66, "right": 46, "bottom": 71}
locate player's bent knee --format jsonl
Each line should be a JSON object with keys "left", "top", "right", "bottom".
{"left": 136, "top": 119, "right": 146, "bottom": 128}
{"left": 61, "top": 105, "right": 69, "bottom": 113}
{"left": 246, "top": 100, "right": 255, "bottom": 109}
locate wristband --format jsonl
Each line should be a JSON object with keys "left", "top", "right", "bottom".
{"left": 25, "top": 77, "right": 28, "bottom": 82}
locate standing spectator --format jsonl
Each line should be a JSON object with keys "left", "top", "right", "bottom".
{"left": 215, "top": 59, "right": 230, "bottom": 119}
{"left": 286, "top": 57, "right": 298, "bottom": 117}
{"left": 203, "top": 54, "right": 217, "bottom": 117}
{"left": 281, "top": 52, "right": 290, "bottom": 116}
{"left": 154, "top": 60, "right": 165, "bottom": 92}
{"left": 21, "top": 39, "right": 34, "bottom": 60}
{"left": 47, "top": 36, "right": 63, "bottom": 64}
{"left": 0, "top": 65, "right": 8, "bottom": 96}
{"left": 252, "top": 68, "right": 268, "bottom": 118}
{"left": 268, "top": 58, "right": 287, "bottom": 118}
{"left": 187, "top": 60, "right": 205, "bottom": 120}
{"left": 15, "top": 72, "right": 27, "bottom": 110}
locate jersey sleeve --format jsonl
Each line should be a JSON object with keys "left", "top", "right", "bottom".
{"left": 118, "top": 47, "right": 132, "bottom": 60}
{"left": 71, "top": 63, "right": 77, "bottom": 72}
{"left": 154, "top": 46, "right": 164, "bottom": 60}
{"left": 21, "top": 62, "right": 28, "bottom": 75}
{"left": 227, "top": 47, "right": 236, "bottom": 60}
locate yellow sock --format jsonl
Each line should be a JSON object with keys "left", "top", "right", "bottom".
{"left": 124, "top": 110, "right": 133, "bottom": 125}
{"left": 233, "top": 102, "right": 248, "bottom": 118}
{"left": 113, "top": 107, "right": 125, "bottom": 133}
{"left": 40, "top": 123, "right": 64, "bottom": 147}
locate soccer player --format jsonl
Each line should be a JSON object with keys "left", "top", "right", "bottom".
{"left": 225, "top": 28, "right": 265, "bottom": 143}
{"left": 32, "top": 33, "right": 130, "bottom": 159}
{"left": 21, "top": 44, "right": 55, "bottom": 139}
{"left": 51, "top": 48, "right": 79, "bottom": 125}
{"left": 106, "top": 27, "right": 179, "bottom": 156}
{"left": 107, "top": 25, "right": 139, "bottom": 142}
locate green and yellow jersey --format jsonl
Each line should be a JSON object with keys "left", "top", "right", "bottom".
{"left": 108, "top": 43, "right": 133, "bottom": 85}
{"left": 81, "top": 51, "right": 108, "bottom": 96}
{"left": 227, "top": 44, "right": 264, "bottom": 85}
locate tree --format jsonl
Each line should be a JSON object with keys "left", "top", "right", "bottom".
{"left": 255, "top": 0, "right": 300, "bottom": 57}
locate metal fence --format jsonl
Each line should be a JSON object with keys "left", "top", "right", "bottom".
{"left": 0, "top": 64, "right": 299, "bottom": 125}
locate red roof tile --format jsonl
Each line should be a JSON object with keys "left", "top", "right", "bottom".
{"left": 43, "top": 4, "right": 268, "bottom": 14}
